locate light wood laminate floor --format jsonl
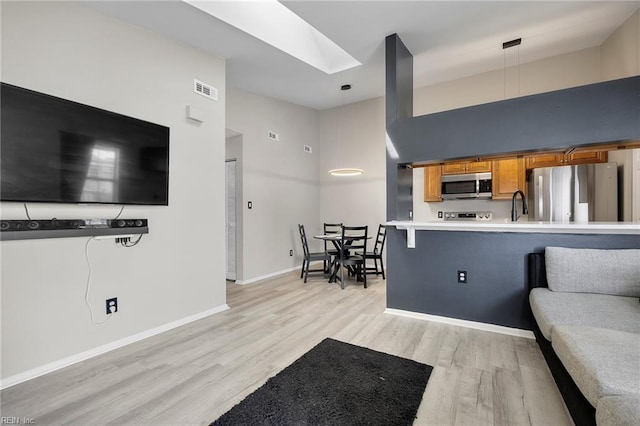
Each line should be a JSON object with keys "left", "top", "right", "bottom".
{"left": 1, "top": 272, "right": 572, "bottom": 425}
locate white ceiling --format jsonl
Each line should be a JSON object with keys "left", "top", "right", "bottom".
{"left": 81, "top": 1, "right": 639, "bottom": 110}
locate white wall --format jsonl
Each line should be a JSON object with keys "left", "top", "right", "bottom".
{"left": 601, "top": 10, "right": 640, "bottom": 80}
{"left": 413, "top": 47, "right": 602, "bottom": 116}
{"left": 226, "top": 87, "right": 321, "bottom": 282}
{"left": 318, "top": 97, "right": 387, "bottom": 235}
{"left": 1, "top": 2, "right": 226, "bottom": 381}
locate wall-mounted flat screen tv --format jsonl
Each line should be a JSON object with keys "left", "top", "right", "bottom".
{"left": 1, "top": 83, "right": 170, "bottom": 205}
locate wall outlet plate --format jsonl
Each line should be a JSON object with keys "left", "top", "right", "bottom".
{"left": 106, "top": 298, "right": 118, "bottom": 314}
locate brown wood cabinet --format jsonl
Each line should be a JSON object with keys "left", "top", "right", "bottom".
{"left": 524, "top": 152, "right": 564, "bottom": 169}
{"left": 491, "top": 158, "right": 525, "bottom": 200}
{"left": 423, "top": 165, "right": 442, "bottom": 202}
{"left": 525, "top": 150, "right": 607, "bottom": 169}
{"left": 421, "top": 143, "right": 630, "bottom": 203}
{"left": 441, "top": 161, "right": 491, "bottom": 175}
{"left": 567, "top": 150, "right": 607, "bottom": 165}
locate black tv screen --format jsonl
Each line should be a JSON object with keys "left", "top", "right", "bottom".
{"left": 1, "top": 83, "right": 169, "bottom": 205}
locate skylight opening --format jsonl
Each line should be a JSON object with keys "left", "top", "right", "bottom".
{"left": 183, "top": 0, "right": 361, "bottom": 74}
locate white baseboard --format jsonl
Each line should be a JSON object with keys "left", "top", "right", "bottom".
{"left": 0, "top": 304, "right": 230, "bottom": 390}
{"left": 236, "top": 266, "right": 299, "bottom": 285}
{"left": 384, "top": 308, "right": 535, "bottom": 339}
{"left": 235, "top": 261, "right": 322, "bottom": 285}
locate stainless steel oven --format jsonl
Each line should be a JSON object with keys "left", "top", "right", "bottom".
{"left": 441, "top": 172, "right": 492, "bottom": 200}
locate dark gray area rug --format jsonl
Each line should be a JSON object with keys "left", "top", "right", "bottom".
{"left": 211, "top": 338, "right": 433, "bottom": 426}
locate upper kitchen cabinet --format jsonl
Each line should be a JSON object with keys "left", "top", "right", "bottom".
{"left": 567, "top": 150, "right": 608, "bottom": 165}
{"left": 441, "top": 160, "right": 491, "bottom": 175}
{"left": 525, "top": 149, "right": 607, "bottom": 169}
{"left": 423, "top": 165, "right": 442, "bottom": 202}
{"left": 491, "top": 158, "right": 525, "bottom": 200}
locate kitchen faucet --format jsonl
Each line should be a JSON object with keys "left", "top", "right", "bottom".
{"left": 511, "top": 190, "right": 528, "bottom": 222}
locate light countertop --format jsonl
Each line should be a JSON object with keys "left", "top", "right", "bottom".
{"left": 388, "top": 220, "right": 640, "bottom": 234}
{"left": 388, "top": 220, "right": 640, "bottom": 247}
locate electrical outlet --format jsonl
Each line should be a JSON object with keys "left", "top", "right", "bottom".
{"left": 248, "top": 201, "right": 252, "bottom": 209}
{"left": 106, "top": 298, "right": 118, "bottom": 314}
{"left": 457, "top": 271, "right": 468, "bottom": 284}
{"left": 289, "top": 249, "right": 293, "bottom": 256}
{"left": 438, "top": 211, "right": 443, "bottom": 219}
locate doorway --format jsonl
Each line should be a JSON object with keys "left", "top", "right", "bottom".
{"left": 225, "top": 129, "right": 243, "bottom": 283}
{"left": 225, "top": 159, "right": 237, "bottom": 281}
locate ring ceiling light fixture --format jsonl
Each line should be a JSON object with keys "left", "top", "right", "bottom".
{"left": 328, "top": 84, "right": 364, "bottom": 177}
{"left": 328, "top": 168, "right": 365, "bottom": 176}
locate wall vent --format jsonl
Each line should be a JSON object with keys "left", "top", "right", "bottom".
{"left": 304, "top": 145, "right": 312, "bottom": 153}
{"left": 194, "top": 79, "right": 218, "bottom": 101}
{"left": 267, "top": 131, "right": 279, "bottom": 141}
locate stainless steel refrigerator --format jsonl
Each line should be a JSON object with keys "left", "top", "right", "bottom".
{"left": 527, "top": 162, "right": 618, "bottom": 222}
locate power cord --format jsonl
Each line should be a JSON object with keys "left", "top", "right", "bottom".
{"left": 112, "top": 205, "right": 125, "bottom": 220}
{"left": 84, "top": 237, "right": 113, "bottom": 325}
{"left": 24, "top": 203, "right": 32, "bottom": 220}
{"left": 119, "top": 234, "right": 143, "bottom": 247}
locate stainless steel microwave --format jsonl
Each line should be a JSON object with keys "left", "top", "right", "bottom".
{"left": 441, "top": 172, "right": 492, "bottom": 200}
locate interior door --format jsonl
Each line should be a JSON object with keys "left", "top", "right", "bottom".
{"left": 225, "top": 160, "right": 237, "bottom": 281}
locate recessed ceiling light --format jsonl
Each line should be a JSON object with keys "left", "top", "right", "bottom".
{"left": 183, "top": 0, "right": 361, "bottom": 74}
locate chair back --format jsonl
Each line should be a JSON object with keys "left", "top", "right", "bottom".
{"left": 323, "top": 223, "right": 342, "bottom": 252}
{"left": 340, "top": 225, "right": 368, "bottom": 256}
{"left": 373, "top": 224, "right": 386, "bottom": 255}
{"left": 323, "top": 223, "right": 342, "bottom": 234}
{"left": 298, "top": 224, "right": 310, "bottom": 258}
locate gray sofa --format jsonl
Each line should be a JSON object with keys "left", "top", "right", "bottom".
{"left": 529, "top": 247, "right": 640, "bottom": 426}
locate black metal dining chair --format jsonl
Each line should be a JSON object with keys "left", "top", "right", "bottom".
{"left": 298, "top": 224, "right": 331, "bottom": 283}
{"left": 333, "top": 225, "right": 368, "bottom": 289}
{"left": 365, "top": 224, "right": 386, "bottom": 279}
{"left": 323, "top": 222, "right": 342, "bottom": 272}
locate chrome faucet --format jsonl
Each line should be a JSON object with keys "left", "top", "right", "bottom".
{"left": 511, "top": 190, "right": 528, "bottom": 222}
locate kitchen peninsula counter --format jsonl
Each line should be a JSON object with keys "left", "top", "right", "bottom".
{"left": 385, "top": 220, "right": 640, "bottom": 331}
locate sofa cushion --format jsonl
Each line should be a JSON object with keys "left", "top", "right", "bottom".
{"left": 545, "top": 247, "right": 640, "bottom": 296}
{"left": 530, "top": 288, "right": 640, "bottom": 341}
{"left": 552, "top": 325, "right": 640, "bottom": 406}
{"left": 596, "top": 395, "right": 640, "bottom": 426}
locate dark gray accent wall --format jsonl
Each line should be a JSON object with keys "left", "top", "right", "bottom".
{"left": 385, "top": 34, "right": 414, "bottom": 221}
{"left": 385, "top": 34, "right": 413, "bottom": 126}
{"left": 393, "top": 76, "right": 640, "bottom": 164}
{"left": 386, "top": 229, "right": 640, "bottom": 330}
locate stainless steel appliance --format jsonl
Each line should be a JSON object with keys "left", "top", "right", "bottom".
{"left": 441, "top": 172, "right": 492, "bottom": 200}
{"left": 443, "top": 211, "right": 493, "bottom": 221}
{"left": 527, "top": 162, "right": 618, "bottom": 222}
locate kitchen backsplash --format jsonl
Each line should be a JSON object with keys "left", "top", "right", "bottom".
{"left": 412, "top": 198, "right": 521, "bottom": 222}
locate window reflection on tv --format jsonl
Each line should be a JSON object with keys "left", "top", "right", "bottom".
{"left": 0, "top": 83, "right": 169, "bottom": 205}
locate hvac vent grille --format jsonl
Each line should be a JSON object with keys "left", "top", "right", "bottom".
{"left": 194, "top": 79, "right": 218, "bottom": 101}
